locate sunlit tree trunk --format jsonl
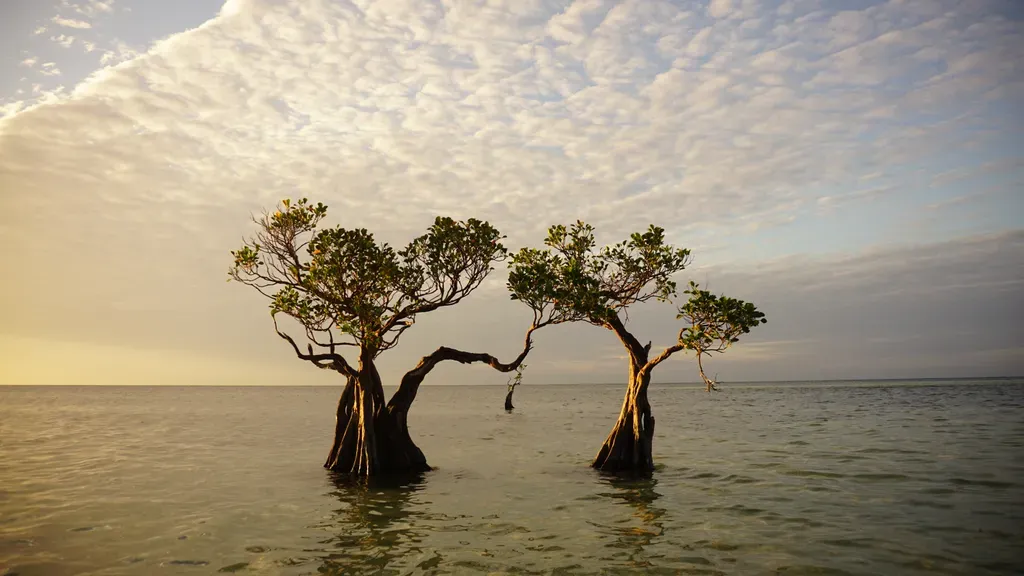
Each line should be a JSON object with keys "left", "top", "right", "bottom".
{"left": 592, "top": 317, "right": 656, "bottom": 473}
{"left": 323, "top": 376, "right": 355, "bottom": 469}
{"left": 323, "top": 347, "right": 430, "bottom": 475}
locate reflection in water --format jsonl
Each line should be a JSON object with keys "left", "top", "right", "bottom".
{"left": 0, "top": 384, "right": 1019, "bottom": 574}
{"left": 315, "top": 472, "right": 430, "bottom": 575}
{"left": 310, "top": 472, "right": 675, "bottom": 575}
{"left": 595, "top": 475, "right": 668, "bottom": 571}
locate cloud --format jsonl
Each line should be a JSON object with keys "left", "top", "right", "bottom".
{"left": 19, "top": 58, "right": 39, "bottom": 68}
{"left": 926, "top": 193, "right": 981, "bottom": 211}
{"left": 816, "top": 185, "right": 893, "bottom": 209}
{"left": 644, "top": 230, "right": 1024, "bottom": 382}
{"left": 99, "top": 41, "right": 139, "bottom": 65}
{"left": 38, "top": 63, "right": 61, "bottom": 77}
{"left": 52, "top": 16, "right": 93, "bottom": 29}
{"left": 0, "top": 0, "right": 1021, "bottom": 385}
{"left": 2, "top": 0, "right": 1017, "bottom": 245}
{"left": 51, "top": 34, "right": 77, "bottom": 48}
{"left": 708, "top": 0, "right": 733, "bottom": 19}
{"left": 73, "top": 0, "right": 115, "bottom": 18}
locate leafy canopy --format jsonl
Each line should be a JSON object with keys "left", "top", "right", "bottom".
{"left": 230, "top": 198, "right": 507, "bottom": 353}
{"left": 677, "top": 281, "right": 767, "bottom": 355}
{"left": 507, "top": 221, "right": 692, "bottom": 325}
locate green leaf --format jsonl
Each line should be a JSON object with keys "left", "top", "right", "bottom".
{"left": 508, "top": 221, "right": 691, "bottom": 323}
{"left": 230, "top": 199, "right": 508, "bottom": 353}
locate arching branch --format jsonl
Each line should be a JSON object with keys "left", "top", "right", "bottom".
{"left": 273, "top": 315, "right": 358, "bottom": 378}
{"left": 604, "top": 314, "right": 649, "bottom": 363}
{"left": 387, "top": 325, "right": 538, "bottom": 413}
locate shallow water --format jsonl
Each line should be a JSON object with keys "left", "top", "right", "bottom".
{"left": 1, "top": 380, "right": 1023, "bottom": 575}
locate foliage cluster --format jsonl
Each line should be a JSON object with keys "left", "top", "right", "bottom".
{"left": 507, "top": 221, "right": 692, "bottom": 326}
{"left": 231, "top": 198, "right": 507, "bottom": 354}
{"left": 232, "top": 198, "right": 767, "bottom": 382}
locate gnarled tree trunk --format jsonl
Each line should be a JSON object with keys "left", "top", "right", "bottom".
{"left": 323, "top": 375, "right": 355, "bottom": 469}
{"left": 324, "top": 350, "right": 430, "bottom": 475}
{"left": 592, "top": 357, "right": 656, "bottom": 473}
{"left": 324, "top": 393, "right": 430, "bottom": 475}
{"left": 592, "top": 317, "right": 657, "bottom": 473}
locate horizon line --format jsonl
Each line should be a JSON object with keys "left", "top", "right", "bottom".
{"left": 1, "top": 376, "right": 1021, "bottom": 387}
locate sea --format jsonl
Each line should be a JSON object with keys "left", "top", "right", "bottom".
{"left": 1, "top": 380, "right": 1022, "bottom": 575}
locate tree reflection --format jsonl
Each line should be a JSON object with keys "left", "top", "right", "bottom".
{"left": 596, "top": 474, "right": 667, "bottom": 572}
{"left": 315, "top": 472, "right": 436, "bottom": 575}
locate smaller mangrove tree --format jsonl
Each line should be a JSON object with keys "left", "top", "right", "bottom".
{"left": 508, "top": 222, "right": 766, "bottom": 473}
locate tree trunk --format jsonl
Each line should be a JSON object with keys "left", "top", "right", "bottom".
{"left": 592, "top": 316, "right": 656, "bottom": 473}
{"left": 323, "top": 351, "right": 430, "bottom": 476}
{"left": 504, "top": 389, "right": 515, "bottom": 411}
{"left": 323, "top": 390, "right": 430, "bottom": 475}
{"left": 323, "top": 375, "right": 355, "bottom": 469}
{"left": 592, "top": 367, "right": 655, "bottom": 473}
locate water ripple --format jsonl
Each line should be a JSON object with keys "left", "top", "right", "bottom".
{"left": 1, "top": 382, "right": 1023, "bottom": 575}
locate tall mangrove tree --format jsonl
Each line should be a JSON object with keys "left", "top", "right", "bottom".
{"left": 230, "top": 198, "right": 556, "bottom": 476}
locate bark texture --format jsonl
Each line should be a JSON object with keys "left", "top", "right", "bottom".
{"left": 322, "top": 349, "right": 428, "bottom": 475}
{"left": 592, "top": 318, "right": 658, "bottom": 473}
{"left": 592, "top": 371, "right": 656, "bottom": 472}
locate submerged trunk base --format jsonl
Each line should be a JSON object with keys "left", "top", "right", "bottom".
{"left": 591, "top": 392, "right": 656, "bottom": 474}
{"left": 324, "top": 408, "right": 431, "bottom": 476}
{"left": 591, "top": 417, "right": 656, "bottom": 473}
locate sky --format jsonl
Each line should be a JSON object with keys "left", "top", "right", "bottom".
{"left": 0, "top": 0, "right": 1022, "bottom": 387}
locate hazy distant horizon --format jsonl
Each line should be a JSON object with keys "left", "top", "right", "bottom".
{"left": 3, "top": 376, "right": 1021, "bottom": 388}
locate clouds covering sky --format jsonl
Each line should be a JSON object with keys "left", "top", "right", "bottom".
{"left": 0, "top": 0, "right": 1021, "bottom": 386}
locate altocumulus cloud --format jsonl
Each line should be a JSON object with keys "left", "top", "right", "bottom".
{"left": 0, "top": 0, "right": 1021, "bottom": 385}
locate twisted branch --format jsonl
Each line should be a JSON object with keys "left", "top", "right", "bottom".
{"left": 387, "top": 325, "right": 538, "bottom": 412}
{"left": 273, "top": 315, "right": 358, "bottom": 378}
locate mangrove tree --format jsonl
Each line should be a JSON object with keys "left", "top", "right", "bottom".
{"left": 508, "top": 222, "right": 766, "bottom": 473}
{"left": 230, "top": 198, "right": 556, "bottom": 476}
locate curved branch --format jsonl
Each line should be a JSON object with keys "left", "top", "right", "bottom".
{"left": 644, "top": 346, "right": 683, "bottom": 373}
{"left": 604, "top": 314, "right": 648, "bottom": 363}
{"left": 273, "top": 315, "right": 358, "bottom": 378}
{"left": 387, "top": 325, "right": 538, "bottom": 413}
{"left": 642, "top": 328, "right": 687, "bottom": 373}
{"left": 379, "top": 319, "right": 415, "bottom": 351}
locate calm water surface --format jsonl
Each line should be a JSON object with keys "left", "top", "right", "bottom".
{"left": 1, "top": 381, "right": 1023, "bottom": 575}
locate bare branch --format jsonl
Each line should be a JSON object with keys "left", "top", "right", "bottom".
{"left": 640, "top": 328, "right": 687, "bottom": 373}
{"left": 273, "top": 315, "right": 357, "bottom": 378}
{"left": 387, "top": 325, "right": 538, "bottom": 412}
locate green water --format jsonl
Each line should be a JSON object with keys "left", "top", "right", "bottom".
{"left": 1, "top": 380, "right": 1022, "bottom": 575}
